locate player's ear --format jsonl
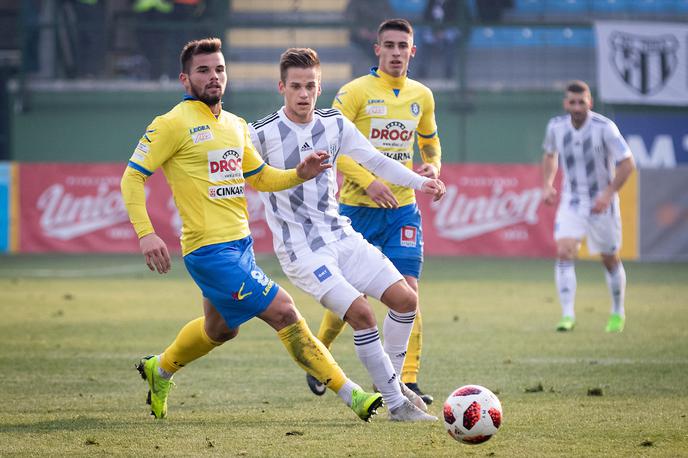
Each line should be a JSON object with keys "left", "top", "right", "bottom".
{"left": 179, "top": 72, "right": 189, "bottom": 90}
{"left": 278, "top": 79, "right": 285, "bottom": 95}
{"left": 410, "top": 44, "right": 417, "bottom": 58}
{"left": 374, "top": 42, "right": 381, "bottom": 57}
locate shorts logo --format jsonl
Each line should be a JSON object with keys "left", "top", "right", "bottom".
{"left": 251, "top": 270, "right": 275, "bottom": 296}
{"left": 208, "top": 148, "right": 243, "bottom": 181}
{"left": 314, "top": 265, "right": 332, "bottom": 283}
{"left": 366, "top": 105, "right": 388, "bottom": 116}
{"left": 400, "top": 226, "right": 417, "bottom": 247}
{"left": 232, "top": 282, "right": 253, "bottom": 301}
{"left": 410, "top": 102, "right": 420, "bottom": 116}
{"left": 208, "top": 184, "right": 244, "bottom": 199}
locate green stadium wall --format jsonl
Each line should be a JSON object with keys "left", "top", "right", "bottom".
{"left": 11, "top": 89, "right": 563, "bottom": 164}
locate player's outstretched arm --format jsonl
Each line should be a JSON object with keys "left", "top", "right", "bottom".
{"left": 245, "top": 151, "right": 331, "bottom": 192}
{"left": 420, "top": 179, "right": 446, "bottom": 202}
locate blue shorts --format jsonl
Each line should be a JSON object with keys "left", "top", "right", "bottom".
{"left": 339, "top": 203, "right": 424, "bottom": 279}
{"left": 183, "top": 236, "right": 279, "bottom": 329}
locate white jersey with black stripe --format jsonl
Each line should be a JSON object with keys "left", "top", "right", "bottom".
{"left": 542, "top": 111, "right": 632, "bottom": 211}
{"left": 249, "top": 107, "right": 427, "bottom": 263}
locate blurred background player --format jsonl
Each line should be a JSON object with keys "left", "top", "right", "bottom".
{"left": 310, "top": 18, "right": 442, "bottom": 405}
{"left": 120, "top": 37, "right": 383, "bottom": 422}
{"left": 249, "top": 48, "right": 446, "bottom": 421}
{"left": 541, "top": 80, "right": 635, "bottom": 333}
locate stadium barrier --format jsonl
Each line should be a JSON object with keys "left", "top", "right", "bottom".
{"left": 7, "top": 162, "right": 677, "bottom": 260}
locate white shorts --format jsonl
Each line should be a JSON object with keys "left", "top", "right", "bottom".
{"left": 279, "top": 232, "right": 404, "bottom": 319}
{"left": 554, "top": 204, "right": 622, "bottom": 255}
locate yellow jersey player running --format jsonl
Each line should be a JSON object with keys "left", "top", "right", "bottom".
{"left": 310, "top": 19, "right": 441, "bottom": 404}
{"left": 120, "top": 37, "right": 383, "bottom": 423}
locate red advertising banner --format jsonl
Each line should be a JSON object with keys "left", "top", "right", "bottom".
{"left": 18, "top": 163, "right": 275, "bottom": 254}
{"left": 18, "top": 163, "right": 557, "bottom": 257}
{"left": 416, "top": 164, "right": 558, "bottom": 257}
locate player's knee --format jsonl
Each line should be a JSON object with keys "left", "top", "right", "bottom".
{"left": 207, "top": 326, "right": 238, "bottom": 343}
{"left": 344, "top": 301, "right": 376, "bottom": 330}
{"left": 556, "top": 245, "right": 576, "bottom": 260}
{"left": 386, "top": 283, "right": 418, "bottom": 314}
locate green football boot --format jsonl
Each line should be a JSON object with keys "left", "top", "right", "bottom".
{"left": 555, "top": 316, "right": 576, "bottom": 332}
{"left": 136, "top": 355, "right": 174, "bottom": 419}
{"left": 350, "top": 388, "right": 383, "bottom": 422}
{"left": 605, "top": 313, "right": 625, "bottom": 333}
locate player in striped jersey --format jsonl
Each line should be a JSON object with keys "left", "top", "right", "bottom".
{"left": 541, "top": 80, "right": 635, "bottom": 333}
{"left": 314, "top": 18, "right": 441, "bottom": 405}
{"left": 249, "top": 48, "right": 446, "bottom": 421}
{"left": 121, "top": 38, "right": 384, "bottom": 422}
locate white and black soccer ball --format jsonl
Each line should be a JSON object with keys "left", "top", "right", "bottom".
{"left": 443, "top": 385, "right": 502, "bottom": 444}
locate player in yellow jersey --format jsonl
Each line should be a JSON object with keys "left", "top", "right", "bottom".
{"left": 308, "top": 19, "right": 441, "bottom": 404}
{"left": 120, "top": 38, "right": 383, "bottom": 422}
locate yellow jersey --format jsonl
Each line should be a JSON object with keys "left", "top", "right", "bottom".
{"left": 125, "top": 98, "right": 268, "bottom": 255}
{"left": 333, "top": 67, "right": 441, "bottom": 207}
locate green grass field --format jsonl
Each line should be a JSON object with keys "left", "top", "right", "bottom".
{"left": 0, "top": 254, "right": 687, "bottom": 457}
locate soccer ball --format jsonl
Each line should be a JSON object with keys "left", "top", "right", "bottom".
{"left": 443, "top": 385, "right": 502, "bottom": 444}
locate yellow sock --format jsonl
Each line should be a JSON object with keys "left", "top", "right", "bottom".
{"left": 278, "top": 318, "right": 346, "bottom": 393}
{"left": 316, "top": 309, "right": 346, "bottom": 349}
{"left": 402, "top": 310, "right": 422, "bottom": 384}
{"left": 159, "top": 317, "right": 222, "bottom": 374}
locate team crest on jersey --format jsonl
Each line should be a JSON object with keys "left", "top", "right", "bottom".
{"left": 208, "top": 148, "right": 243, "bottom": 181}
{"left": 400, "top": 226, "right": 417, "bottom": 247}
{"left": 410, "top": 102, "right": 420, "bottom": 117}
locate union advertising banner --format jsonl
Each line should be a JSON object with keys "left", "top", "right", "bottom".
{"left": 595, "top": 21, "right": 688, "bottom": 106}
{"left": 416, "top": 164, "right": 558, "bottom": 257}
{"left": 17, "top": 163, "right": 274, "bottom": 254}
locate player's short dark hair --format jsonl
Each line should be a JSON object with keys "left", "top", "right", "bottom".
{"left": 180, "top": 37, "right": 223, "bottom": 74}
{"left": 279, "top": 48, "right": 321, "bottom": 82}
{"left": 566, "top": 80, "right": 591, "bottom": 96}
{"left": 377, "top": 18, "right": 414, "bottom": 40}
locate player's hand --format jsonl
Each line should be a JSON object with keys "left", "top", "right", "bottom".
{"left": 139, "top": 233, "right": 171, "bottom": 274}
{"left": 415, "top": 163, "right": 439, "bottom": 179}
{"left": 542, "top": 185, "right": 557, "bottom": 206}
{"left": 592, "top": 189, "right": 613, "bottom": 214}
{"left": 421, "top": 178, "right": 446, "bottom": 202}
{"left": 366, "top": 179, "right": 398, "bottom": 208}
{"left": 296, "top": 150, "right": 332, "bottom": 180}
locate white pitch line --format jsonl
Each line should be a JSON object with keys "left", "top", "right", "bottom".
{"left": 0, "top": 264, "right": 146, "bottom": 278}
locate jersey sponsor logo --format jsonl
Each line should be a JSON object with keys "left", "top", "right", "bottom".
{"left": 231, "top": 282, "right": 253, "bottom": 301}
{"left": 208, "top": 149, "right": 243, "bottom": 181}
{"left": 130, "top": 152, "right": 146, "bottom": 162}
{"left": 314, "top": 265, "right": 332, "bottom": 282}
{"left": 383, "top": 151, "right": 412, "bottom": 162}
{"left": 135, "top": 142, "right": 149, "bottom": 154}
{"left": 192, "top": 130, "right": 214, "bottom": 144}
{"left": 208, "top": 184, "right": 244, "bottom": 199}
{"left": 367, "top": 99, "right": 385, "bottom": 104}
{"left": 410, "top": 102, "right": 420, "bottom": 117}
{"left": 400, "top": 226, "right": 417, "bottom": 247}
{"left": 369, "top": 119, "right": 418, "bottom": 151}
{"left": 366, "top": 105, "right": 388, "bottom": 116}
{"left": 301, "top": 141, "right": 312, "bottom": 152}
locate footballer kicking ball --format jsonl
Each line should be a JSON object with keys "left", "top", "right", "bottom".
{"left": 443, "top": 385, "right": 502, "bottom": 444}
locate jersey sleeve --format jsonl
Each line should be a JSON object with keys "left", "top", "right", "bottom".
{"left": 417, "top": 88, "right": 442, "bottom": 171}
{"left": 417, "top": 88, "right": 438, "bottom": 137}
{"left": 603, "top": 121, "right": 633, "bottom": 163}
{"left": 542, "top": 119, "right": 557, "bottom": 154}
{"left": 240, "top": 118, "right": 267, "bottom": 179}
{"left": 127, "top": 115, "right": 180, "bottom": 176}
{"left": 247, "top": 123, "right": 265, "bottom": 160}
{"left": 332, "top": 81, "right": 361, "bottom": 122}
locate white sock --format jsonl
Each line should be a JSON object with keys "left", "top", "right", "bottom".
{"left": 353, "top": 327, "right": 405, "bottom": 410}
{"left": 555, "top": 260, "right": 576, "bottom": 318}
{"left": 605, "top": 262, "right": 626, "bottom": 316}
{"left": 337, "top": 379, "right": 360, "bottom": 407}
{"left": 156, "top": 355, "right": 173, "bottom": 379}
{"left": 382, "top": 309, "right": 416, "bottom": 376}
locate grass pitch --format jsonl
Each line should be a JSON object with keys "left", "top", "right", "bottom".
{"left": 0, "top": 254, "right": 687, "bottom": 457}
